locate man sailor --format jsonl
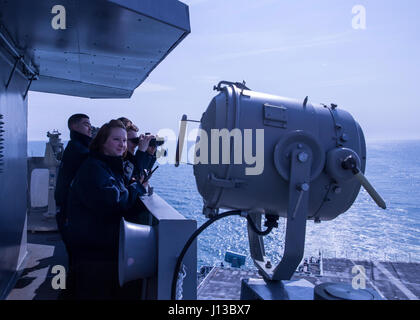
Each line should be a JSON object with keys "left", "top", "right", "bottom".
{"left": 54, "top": 113, "right": 92, "bottom": 297}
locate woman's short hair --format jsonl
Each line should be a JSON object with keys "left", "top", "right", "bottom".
{"left": 117, "top": 117, "right": 139, "bottom": 132}
{"left": 90, "top": 119, "right": 126, "bottom": 154}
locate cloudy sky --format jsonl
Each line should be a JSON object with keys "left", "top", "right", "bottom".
{"left": 28, "top": 0, "right": 420, "bottom": 141}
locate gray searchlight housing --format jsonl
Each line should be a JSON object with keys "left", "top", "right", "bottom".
{"left": 186, "top": 80, "right": 386, "bottom": 281}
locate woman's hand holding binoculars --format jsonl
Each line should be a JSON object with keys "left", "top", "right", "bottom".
{"left": 137, "top": 134, "right": 155, "bottom": 152}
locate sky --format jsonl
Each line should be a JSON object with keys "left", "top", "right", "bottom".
{"left": 28, "top": 0, "right": 420, "bottom": 142}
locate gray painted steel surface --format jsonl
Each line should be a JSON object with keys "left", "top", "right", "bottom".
{"left": 0, "top": 0, "right": 190, "bottom": 98}
{"left": 194, "top": 82, "right": 366, "bottom": 221}
{"left": 0, "top": 45, "right": 28, "bottom": 299}
{"left": 119, "top": 220, "right": 157, "bottom": 283}
{"left": 137, "top": 193, "right": 197, "bottom": 300}
{"left": 193, "top": 81, "right": 369, "bottom": 282}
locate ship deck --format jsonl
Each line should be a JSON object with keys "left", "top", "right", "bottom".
{"left": 6, "top": 230, "right": 420, "bottom": 300}
{"left": 197, "top": 260, "right": 420, "bottom": 300}
{"left": 7, "top": 231, "right": 66, "bottom": 300}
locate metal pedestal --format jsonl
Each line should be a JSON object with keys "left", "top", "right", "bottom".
{"left": 240, "top": 278, "right": 315, "bottom": 300}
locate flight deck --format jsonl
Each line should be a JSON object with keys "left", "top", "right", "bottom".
{"left": 7, "top": 231, "right": 420, "bottom": 300}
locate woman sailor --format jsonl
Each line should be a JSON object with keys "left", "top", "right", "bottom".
{"left": 66, "top": 119, "right": 147, "bottom": 299}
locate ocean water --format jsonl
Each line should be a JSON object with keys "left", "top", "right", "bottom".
{"left": 28, "top": 140, "right": 420, "bottom": 268}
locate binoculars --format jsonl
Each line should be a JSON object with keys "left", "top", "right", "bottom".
{"left": 129, "top": 134, "right": 164, "bottom": 148}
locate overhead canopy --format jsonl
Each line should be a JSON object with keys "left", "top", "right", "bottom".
{"left": 0, "top": 0, "right": 190, "bottom": 98}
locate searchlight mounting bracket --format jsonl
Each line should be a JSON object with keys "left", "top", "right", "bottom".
{"left": 248, "top": 143, "right": 313, "bottom": 282}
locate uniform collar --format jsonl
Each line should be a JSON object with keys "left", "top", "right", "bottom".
{"left": 70, "top": 130, "right": 92, "bottom": 148}
{"left": 90, "top": 151, "right": 124, "bottom": 176}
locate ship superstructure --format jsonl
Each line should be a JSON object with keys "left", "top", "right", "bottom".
{"left": 0, "top": 0, "right": 191, "bottom": 299}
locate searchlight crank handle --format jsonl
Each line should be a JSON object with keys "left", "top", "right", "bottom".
{"left": 342, "top": 155, "right": 387, "bottom": 210}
